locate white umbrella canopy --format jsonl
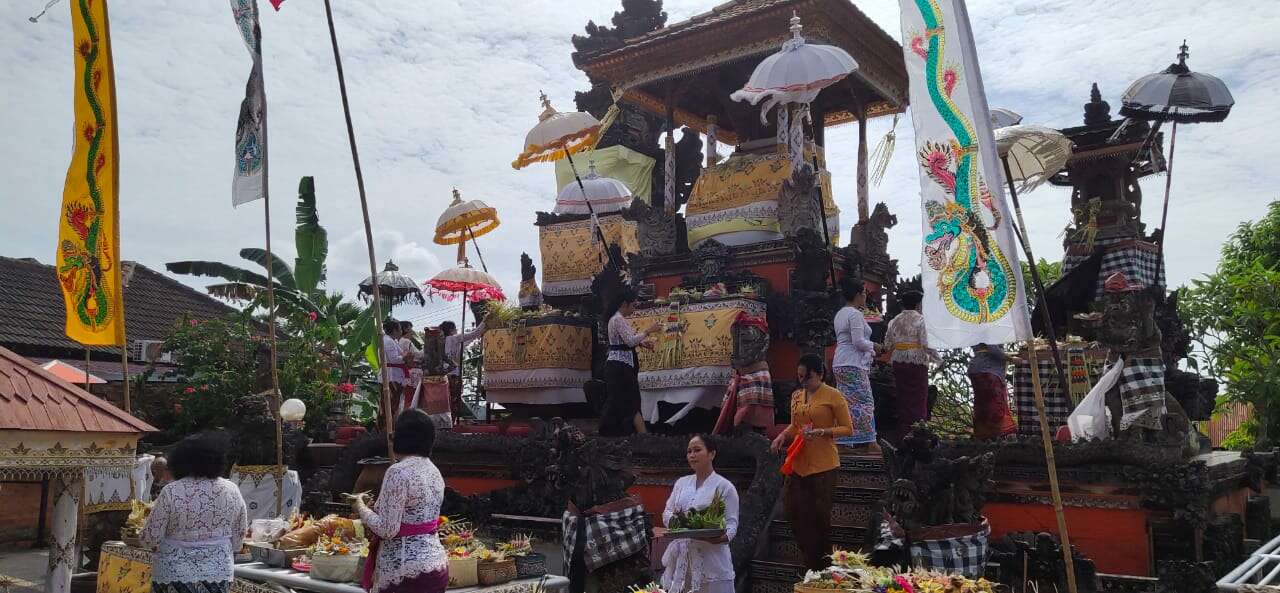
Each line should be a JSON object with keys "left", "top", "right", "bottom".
{"left": 512, "top": 92, "right": 601, "bottom": 169}
{"left": 730, "top": 12, "right": 858, "bottom": 116}
{"left": 990, "top": 108, "right": 1023, "bottom": 129}
{"left": 994, "top": 124, "right": 1074, "bottom": 195}
{"left": 554, "top": 163, "right": 633, "bottom": 215}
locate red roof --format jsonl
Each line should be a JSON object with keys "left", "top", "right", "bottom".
{"left": 0, "top": 346, "right": 155, "bottom": 433}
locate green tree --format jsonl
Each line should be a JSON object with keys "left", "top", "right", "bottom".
{"left": 1181, "top": 200, "right": 1280, "bottom": 446}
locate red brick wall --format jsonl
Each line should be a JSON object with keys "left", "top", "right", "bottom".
{"left": 0, "top": 481, "right": 51, "bottom": 547}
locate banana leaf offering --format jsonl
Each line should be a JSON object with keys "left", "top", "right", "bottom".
{"left": 665, "top": 490, "right": 726, "bottom": 539}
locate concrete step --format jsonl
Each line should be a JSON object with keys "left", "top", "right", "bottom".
{"left": 838, "top": 454, "right": 890, "bottom": 490}
{"left": 765, "top": 520, "right": 870, "bottom": 563}
{"left": 749, "top": 559, "right": 806, "bottom": 593}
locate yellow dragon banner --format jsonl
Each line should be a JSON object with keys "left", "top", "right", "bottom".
{"left": 56, "top": 0, "right": 125, "bottom": 346}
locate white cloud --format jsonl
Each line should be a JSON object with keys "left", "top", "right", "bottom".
{"left": 1, "top": 0, "right": 1275, "bottom": 332}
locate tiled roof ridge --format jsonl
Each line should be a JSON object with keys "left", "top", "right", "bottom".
{"left": 0, "top": 345, "right": 155, "bottom": 433}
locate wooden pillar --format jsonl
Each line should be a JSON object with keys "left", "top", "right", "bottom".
{"left": 850, "top": 82, "right": 870, "bottom": 222}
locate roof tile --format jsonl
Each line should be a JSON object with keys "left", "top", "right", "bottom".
{"left": 0, "top": 346, "right": 154, "bottom": 434}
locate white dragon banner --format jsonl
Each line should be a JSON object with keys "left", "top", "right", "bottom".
{"left": 899, "top": 0, "right": 1032, "bottom": 348}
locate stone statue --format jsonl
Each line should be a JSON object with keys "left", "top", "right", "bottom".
{"left": 851, "top": 202, "right": 898, "bottom": 264}
{"left": 777, "top": 164, "right": 824, "bottom": 239}
{"left": 518, "top": 252, "right": 543, "bottom": 310}
{"left": 629, "top": 199, "right": 679, "bottom": 257}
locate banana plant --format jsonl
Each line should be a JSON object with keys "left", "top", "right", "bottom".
{"left": 167, "top": 177, "right": 330, "bottom": 320}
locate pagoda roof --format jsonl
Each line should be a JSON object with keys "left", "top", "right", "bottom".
{"left": 575, "top": 0, "right": 907, "bottom": 144}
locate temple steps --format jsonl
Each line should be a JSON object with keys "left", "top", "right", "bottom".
{"left": 748, "top": 453, "right": 889, "bottom": 593}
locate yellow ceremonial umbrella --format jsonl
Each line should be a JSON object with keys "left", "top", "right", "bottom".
{"left": 434, "top": 188, "right": 500, "bottom": 271}
{"left": 511, "top": 92, "right": 601, "bottom": 170}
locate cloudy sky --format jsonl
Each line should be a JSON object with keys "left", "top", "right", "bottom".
{"left": 2, "top": 0, "right": 1275, "bottom": 330}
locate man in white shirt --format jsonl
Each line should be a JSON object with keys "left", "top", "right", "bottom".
{"left": 380, "top": 320, "right": 408, "bottom": 406}
{"left": 440, "top": 320, "right": 484, "bottom": 419}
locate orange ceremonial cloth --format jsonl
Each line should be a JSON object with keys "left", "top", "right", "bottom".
{"left": 57, "top": 0, "right": 125, "bottom": 346}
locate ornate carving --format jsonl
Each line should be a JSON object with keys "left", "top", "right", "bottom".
{"left": 732, "top": 319, "right": 770, "bottom": 368}
{"left": 851, "top": 202, "right": 898, "bottom": 265}
{"left": 777, "top": 165, "right": 824, "bottom": 239}
{"left": 1155, "top": 561, "right": 1216, "bottom": 593}
{"left": 570, "top": 0, "right": 668, "bottom": 59}
{"left": 1123, "top": 461, "right": 1211, "bottom": 527}
{"left": 628, "top": 199, "right": 679, "bottom": 258}
{"left": 1084, "top": 82, "right": 1112, "bottom": 126}
{"left": 880, "top": 427, "right": 995, "bottom": 530}
{"left": 990, "top": 532, "right": 1100, "bottom": 593}
{"left": 518, "top": 252, "right": 543, "bottom": 310}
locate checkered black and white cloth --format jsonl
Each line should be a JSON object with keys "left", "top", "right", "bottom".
{"left": 562, "top": 501, "right": 649, "bottom": 571}
{"left": 875, "top": 517, "right": 991, "bottom": 578}
{"left": 911, "top": 529, "right": 990, "bottom": 577}
{"left": 1119, "top": 356, "right": 1166, "bottom": 431}
{"left": 1014, "top": 356, "right": 1070, "bottom": 438}
{"left": 1062, "top": 238, "right": 1166, "bottom": 298}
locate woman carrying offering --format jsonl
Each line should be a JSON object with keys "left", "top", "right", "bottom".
{"left": 770, "top": 354, "right": 853, "bottom": 570}
{"left": 349, "top": 409, "right": 448, "bottom": 593}
{"left": 141, "top": 434, "right": 248, "bottom": 593}
{"left": 832, "top": 278, "right": 879, "bottom": 451}
{"left": 661, "top": 435, "right": 740, "bottom": 593}
{"left": 600, "top": 288, "right": 661, "bottom": 437}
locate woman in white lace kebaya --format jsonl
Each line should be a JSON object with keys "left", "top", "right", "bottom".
{"left": 141, "top": 435, "right": 248, "bottom": 593}
{"left": 351, "top": 409, "right": 448, "bottom": 593}
{"left": 881, "top": 289, "right": 940, "bottom": 443}
{"left": 661, "top": 435, "right": 740, "bottom": 593}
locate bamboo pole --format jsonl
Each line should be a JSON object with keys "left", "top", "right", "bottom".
{"left": 102, "top": 0, "right": 129, "bottom": 415}
{"left": 323, "top": 0, "right": 395, "bottom": 460}
{"left": 1001, "top": 155, "right": 1077, "bottom": 593}
{"left": 255, "top": 3, "right": 285, "bottom": 516}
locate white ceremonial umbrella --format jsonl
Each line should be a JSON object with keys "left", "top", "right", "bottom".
{"left": 553, "top": 162, "right": 633, "bottom": 215}
{"left": 994, "top": 124, "right": 1073, "bottom": 195}
{"left": 512, "top": 92, "right": 601, "bottom": 170}
{"left": 990, "top": 108, "right": 1024, "bottom": 129}
{"left": 730, "top": 11, "right": 858, "bottom": 113}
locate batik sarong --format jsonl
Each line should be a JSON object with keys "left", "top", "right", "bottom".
{"left": 833, "top": 366, "right": 876, "bottom": 445}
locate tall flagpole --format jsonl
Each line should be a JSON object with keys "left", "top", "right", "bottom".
{"left": 255, "top": 2, "right": 285, "bottom": 517}
{"left": 323, "top": 0, "right": 395, "bottom": 459}
{"left": 102, "top": 0, "right": 130, "bottom": 414}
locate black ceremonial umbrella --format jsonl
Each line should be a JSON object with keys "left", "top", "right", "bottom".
{"left": 1120, "top": 41, "right": 1234, "bottom": 268}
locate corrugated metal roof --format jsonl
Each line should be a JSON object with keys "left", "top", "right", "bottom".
{"left": 0, "top": 345, "right": 155, "bottom": 433}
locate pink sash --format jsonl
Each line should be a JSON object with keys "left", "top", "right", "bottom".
{"left": 361, "top": 518, "right": 441, "bottom": 591}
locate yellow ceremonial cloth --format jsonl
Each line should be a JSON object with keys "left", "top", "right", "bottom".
{"left": 554, "top": 145, "right": 655, "bottom": 204}
{"left": 686, "top": 151, "right": 838, "bottom": 217}
{"left": 57, "top": 0, "right": 125, "bottom": 346}
{"left": 483, "top": 323, "right": 593, "bottom": 372}
{"left": 627, "top": 300, "right": 754, "bottom": 372}
{"left": 539, "top": 215, "right": 639, "bottom": 284}
{"left": 97, "top": 544, "right": 151, "bottom": 593}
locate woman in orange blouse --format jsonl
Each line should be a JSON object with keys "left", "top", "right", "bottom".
{"left": 769, "top": 353, "right": 854, "bottom": 570}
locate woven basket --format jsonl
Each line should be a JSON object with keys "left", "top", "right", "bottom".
{"left": 447, "top": 557, "right": 479, "bottom": 588}
{"left": 515, "top": 552, "right": 547, "bottom": 578}
{"left": 478, "top": 558, "right": 517, "bottom": 586}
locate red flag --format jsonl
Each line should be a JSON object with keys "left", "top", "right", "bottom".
{"left": 268, "top": 0, "right": 284, "bottom": 10}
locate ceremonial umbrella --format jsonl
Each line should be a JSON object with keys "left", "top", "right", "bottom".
{"left": 994, "top": 124, "right": 1075, "bottom": 443}
{"left": 513, "top": 93, "right": 618, "bottom": 268}
{"left": 553, "top": 162, "right": 633, "bottom": 215}
{"left": 731, "top": 11, "right": 856, "bottom": 284}
{"left": 425, "top": 265, "right": 505, "bottom": 412}
{"left": 359, "top": 260, "right": 425, "bottom": 308}
{"left": 1119, "top": 41, "right": 1234, "bottom": 264}
{"left": 731, "top": 11, "right": 858, "bottom": 171}
{"left": 990, "top": 108, "right": 1023, "bottom": 129}
{"left": 434, "top": 188, "right": 500, "bottom": 272}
